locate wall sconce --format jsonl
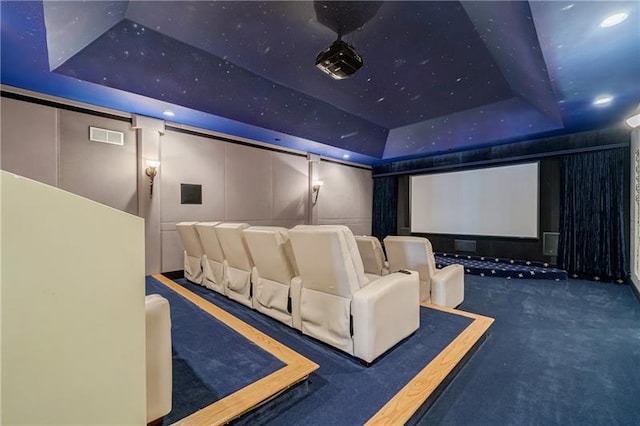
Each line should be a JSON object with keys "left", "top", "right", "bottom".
{"left": 312, "top": 180, "right": 324, "bottom": 205}
{"left": 145, "top": 159, "right": 160, "bottom": 198}
{"left": 626, "top": 112, "right": 640, "bottom": 129}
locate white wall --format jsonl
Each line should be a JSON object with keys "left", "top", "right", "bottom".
{"left": 630, "top": 128, "right": 640, "bottom": 294}
{"left": 1, "top": 171, "right": 146, "bottom": 425}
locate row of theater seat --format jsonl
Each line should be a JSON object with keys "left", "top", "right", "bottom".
{"left": 354, "top": 235, "right": 465, "bottom": 307}
{"left": 176, "top": 222, "right": 463, "bottom": 363}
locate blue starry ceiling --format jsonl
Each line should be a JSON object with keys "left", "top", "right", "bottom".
{"left": 1, "top": 1, "right": 639, "bottom": 165}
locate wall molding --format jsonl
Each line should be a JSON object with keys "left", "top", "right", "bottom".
{"left": 165, "top": 125, "right": 307, "bottom": 158}
{"left": 373, "top": 127, "right": 630, "bottom": 178}
{"left": 1, "top": 88, "right": 131, "bottom": 123}
{"left": 165, "top": 125, "right": 371, "bottom": 171}
{"left": 1, "top": 85, "right": 371, "bottom": 170}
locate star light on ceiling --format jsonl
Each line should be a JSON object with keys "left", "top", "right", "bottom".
{"left": 593, "top": 95, "right": 614, "bottom": 106}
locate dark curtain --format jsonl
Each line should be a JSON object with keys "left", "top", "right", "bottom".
{"left": 558, "top": 148, "right": 628, "bottom": 281}
{"left": 372, "top": 176, "right": 397, "bottom": 241}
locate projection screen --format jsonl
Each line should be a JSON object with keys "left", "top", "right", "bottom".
{"left": 410, "top": 162, "right": 539, "bottom": 238}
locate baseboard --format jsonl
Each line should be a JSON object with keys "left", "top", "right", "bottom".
{"left": 161, "top": 270, "right": 184, "bottom": 280}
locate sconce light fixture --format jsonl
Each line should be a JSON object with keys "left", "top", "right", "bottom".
{"left": 626, "top": 112, "right": 640, "bottom": 128}
{"left": 145, "top": 159, "right": 160, "bottom": 198}
{"left": 312, "top": 179, "right": 324, "bottom": 205}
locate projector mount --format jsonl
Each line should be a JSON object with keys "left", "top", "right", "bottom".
{"left": 313, "top": 1, "right": 382, "bottom": 79}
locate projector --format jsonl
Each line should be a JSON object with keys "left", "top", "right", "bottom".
{"left": 315, "top": 39, "right": 363, "bottom": 80}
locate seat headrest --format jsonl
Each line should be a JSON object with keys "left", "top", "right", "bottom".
{"left": 176, "top": 222, "right": 204, "bottom": 257}
{"left": 383, "top": 235, "right": 436, "bottom": 278}
{"left": 384, "top": 235, "right": 433, "bottom": 252}
{"left": 290, "top": 225, "right": 366, "bottom": 297}
{"left": 215, "top": 223, "right": 253, "bottom": 270}
{"left": 244, "top": 226, "right": 298, "bottom": 283}
{"left": 194, "top": 222, "right": 224, "bottom": 262}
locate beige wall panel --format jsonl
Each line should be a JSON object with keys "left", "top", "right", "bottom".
{"left": 161, "top": 130, "right": 225, "bottom": 222}
{"left": 162, "top": 228, "right": 184, "bottom": 272}
{"left": 318, "top": 218, "right": 373, "bottom": 236}
{"left": 58, "top": 110, "right": 137, "bottom": 214}
{"left": 317, "top": 161, "right": 373, "bottom": 234}
{"left": 160, "top": 130, "right": 225, "bottom": 272}
{"left": 1, "top": 171, "right": 146, "bottom": 425}
{"left": 0, "top": 97, "right": 58, "bottom": 186}
{"left": 272, "top": 152, "right": 308, "bottom": 222}
{"left": 246, "top": 218, "right": 307, "bottom": 228}
{"left": 225, "top": 143, "right": 273, "bottom": 221}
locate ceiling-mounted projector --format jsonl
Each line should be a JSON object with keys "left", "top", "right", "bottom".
{"left": 315, "top": 39, "right": 363, "bottom": 80}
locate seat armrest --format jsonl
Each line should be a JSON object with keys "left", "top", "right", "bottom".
{"left": 432, "top": 264, "right": 464, "bottom": 307}
{"left": 352, "top": 271, "right": 420, "bottom": 363}
{"left": 291, "top": 276, "right": 303, "bottom": 331}
{"left": 250, "top": 266, "right": 259, "bottom": 309}
{"left": 433, "top": 264, "right": 463, "bottom": 284}
{"left": 145, "top": 294, "right": 172, "bottom": 423}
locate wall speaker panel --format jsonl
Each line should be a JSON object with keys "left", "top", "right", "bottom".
{"left": 543, "top": 232, "right": 559, "bottom": 256}
{"left": 455, "top": 239, "right": 476, "bottom": 253}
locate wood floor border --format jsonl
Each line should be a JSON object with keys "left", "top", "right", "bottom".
{"left": 151, "top": 274, "right": 319, "bottom": 425}
{"left": 366, "top": 303, "right": 494, "bottom": 425}
{"left": 154, "top": 274, "right": 494, "bottom": 425}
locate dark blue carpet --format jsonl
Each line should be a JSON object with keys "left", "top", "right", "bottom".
{"left": 166, "top": 277, "right": 475, "bottom": 425}
{"left": 419, "top": 275, "right": 640, "bottom": 426}
{"left": 145, "top": 277, "right": 285, "bottom": 424}
{"left": 436, "top": 253, "right": 568, "bottom": 280}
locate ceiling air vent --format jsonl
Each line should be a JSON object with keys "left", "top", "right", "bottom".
{"left": 89, "top": 126, "right": 124, "bottom": 146}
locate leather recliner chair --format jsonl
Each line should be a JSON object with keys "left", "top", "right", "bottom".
{"left": 195, "top": 221, "right": 228, "bottom": 295}
{"left": 215, "top": 223, "right": 256, "bottom": 308}
{"left": 289, "top": 225, "right": 420, "bottom": 364}
{"left": 175, "top": 222, "right": 205, "bottom": 285}
{"left": 244, "top": 226, "right": 299, "bottom": 328}
{"left": 384, "top": 235, "right": 464, "bottom": 307}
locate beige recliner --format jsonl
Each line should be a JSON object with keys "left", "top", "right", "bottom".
{"left": 195, "top": 221, "right": 227, "bottom": 295}
{"left": 290, "top": 225, "right": 420, "bottom": 364}
{"left": 215, "top": 223, "right": 256, "bottom": 308}
{"left": 355, "top": 235, "right": 389, "bottom": 278}
{"left": 244, "top": 226, "right": 299, "bottom": 327}
{"left": 384, "top": 235, "right": 464, "bottom": 307}
{"left": 145, "top": 294, "right": 172, "bottom": 424}
{"left": 176, "top": 222, "right": 205, "bottom": 284}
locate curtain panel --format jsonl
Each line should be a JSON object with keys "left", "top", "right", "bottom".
{"left": 372, "top": 176, "right": 397, "bottom": 241}
{"left": 558, "top": 148, "right": 628, "bottom": 282}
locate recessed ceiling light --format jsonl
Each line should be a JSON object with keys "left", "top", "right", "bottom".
{"left": 162, "top": 110, "right": 175, "bottom": 117}
{"left": 593, "top": 95, "right": 613, "bottom": 106}
{"left": 342, "top": 154, "right": 350, "bottom": 159}
{"left": 561, "top": 4, "right": 574, "bottom": 11}
{"left": 600, "top": 12, "right": 628, "bottom": 27}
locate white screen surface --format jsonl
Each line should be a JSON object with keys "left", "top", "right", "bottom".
{"left": 410, "top": 162, "right": 539, "bottom": 238}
